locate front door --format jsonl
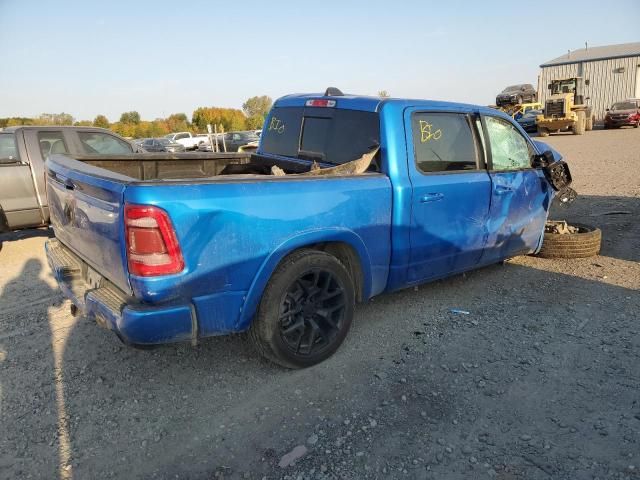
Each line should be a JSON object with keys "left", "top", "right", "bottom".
{"left": 405, "top": 109, "right": 492, "bottom": 283}
{"left": 480, "top": 114, "right": 551, "bottom": 262}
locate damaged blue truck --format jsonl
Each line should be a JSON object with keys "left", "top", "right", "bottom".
{"left": 45, "top": 89, "right": 573, "bottom": 368}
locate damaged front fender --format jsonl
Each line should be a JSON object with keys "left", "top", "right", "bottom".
{"left": 532, "top": 147, "right": 576, "bottom": 204}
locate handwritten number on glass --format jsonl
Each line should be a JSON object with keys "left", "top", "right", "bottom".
{"left": 419, "top": 120, "right": 442, "bottom": 143}
{"left": 269, "top": 116, "right": 285, "bottom": 134}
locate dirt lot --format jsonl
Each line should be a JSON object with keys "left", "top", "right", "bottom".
{"left": 1, "top": 127, "right": 639, "bottom": 480}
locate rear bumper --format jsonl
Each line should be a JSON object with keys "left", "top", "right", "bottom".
{"left": 45, "top": 238, "right": 195, "bottom": 345}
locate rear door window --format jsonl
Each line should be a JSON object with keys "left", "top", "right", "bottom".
{"left": 0, "top": 133, "right": 19, "bottom": 163}
{"left": 38, "top": 131, "right": 68, "bottom": 158}
{"left": 411, "top": 112, "right": 479, "bottom": 173}
{"left": 261, "top": 107, "right": 379, "bottom": 165}
{"left": 78, "top": 132, "right": 133, "bottom": 154}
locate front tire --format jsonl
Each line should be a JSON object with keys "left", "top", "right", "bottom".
{"left": 249, "top": 249, "right": 355, "bottom": 368}
{"left": 585, "top": 113, "right": 594, "bottom": 131}
{"left": 573, "top": 111, "right": 586, "bottom": 135}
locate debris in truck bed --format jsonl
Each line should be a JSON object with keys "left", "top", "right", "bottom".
{"left": 270, "top": 147, "right": 380, "bottom": 177}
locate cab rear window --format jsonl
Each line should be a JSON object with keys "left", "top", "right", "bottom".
{"left": 261, "top": 107, "right": 379, "bottom": 165}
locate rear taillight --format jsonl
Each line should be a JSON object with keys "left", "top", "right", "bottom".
{"left": 124, "top": 205, "right": 184, "bottom": 277}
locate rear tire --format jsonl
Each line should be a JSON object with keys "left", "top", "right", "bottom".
{"left": 249, "top": 249, "right": 355, "bottom": 368}
{"left": 537, "top": 223, "right": 601, "bottom": 259}
{"left": 573, "top": 111, "right": 586, "bottom": 135}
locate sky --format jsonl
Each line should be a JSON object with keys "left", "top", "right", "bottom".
{"left": 0, "top": 0, "right": 638, "bottom": 122}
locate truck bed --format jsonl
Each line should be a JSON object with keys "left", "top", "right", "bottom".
{"left": 72, "top": 152, "right": 252, "bottom": 181}
{"left": 64, "top": 152, "right": 326, "bottom": 183}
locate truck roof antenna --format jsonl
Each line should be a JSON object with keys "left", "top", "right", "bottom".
{"left": 324, "top": 87, "right": 344, "bottom": 97}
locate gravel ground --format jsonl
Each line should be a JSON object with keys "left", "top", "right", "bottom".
{"left": 0, "top": 127, "right": 638, "bottom": 480}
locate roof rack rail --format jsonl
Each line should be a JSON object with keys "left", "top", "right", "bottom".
{"left": 324, "top": 87, "right": 344, "bottom": 97}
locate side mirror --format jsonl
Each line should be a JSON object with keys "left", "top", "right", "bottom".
{"left": 532, "top": 150, "right": 555, "bottom": 168}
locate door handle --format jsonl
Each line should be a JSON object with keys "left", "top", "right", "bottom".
{"left": 420, "top": 193, "right": 444, "bottom": 203}
{"left": 495, "top": 185, "right": 514, "bottom": 195}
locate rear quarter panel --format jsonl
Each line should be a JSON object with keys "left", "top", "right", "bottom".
{"left": 125, "top": 174, "right": 392, "bottom": 334}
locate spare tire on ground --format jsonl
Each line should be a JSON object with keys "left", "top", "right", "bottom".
{"left": 537, "top": 221, "right": 601, "bottom": 259}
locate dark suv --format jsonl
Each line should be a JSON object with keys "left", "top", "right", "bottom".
{"left": 496, "top": 84, "right": 537, "bottom": 106}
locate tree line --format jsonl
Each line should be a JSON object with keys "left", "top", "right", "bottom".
{"left": 0, "top": 95, "right": 273, "bottom": 139}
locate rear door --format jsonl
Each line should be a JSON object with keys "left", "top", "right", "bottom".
{"left": 22, "top": 129, "right": 71, "bottom": 218}
{"left": 480, "top": 114, "right": 551, "bottom": 262}
{"left": 0, "top": 131, "right": 44, "bottom": 228}
{"left": 404, "top": 109, "right": 492, "bottom": 283}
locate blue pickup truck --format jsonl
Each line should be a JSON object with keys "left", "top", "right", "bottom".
{"left": 45, "top": 89, "right": 572, "bottom": 368}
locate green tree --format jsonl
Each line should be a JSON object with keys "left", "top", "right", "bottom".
{"left": 245, "top": 114, "right": 265, "bottom": 130}
{"left": 242, "top": 95, "right": 272, "bottom": 120}
{"left": 74, "top": 120, "right": 93, "bottom": 126}
{"left": 164, "top": 113, "right": 190, "bottom": 133}
{"left": 93, "top": 114, "right": 110, "bottom": 129}
{"left": 36, "top": 113, "right": 74, "bottom": 125}
{"left": 119, "top": 111, "right": 141, "bottom": 124}
{"left": 192, "top": 107, "right": 246, "bottom": 132}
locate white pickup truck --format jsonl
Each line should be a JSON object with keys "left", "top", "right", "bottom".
{"left": 164, "top": 132, "right": 202, "bottom": 151}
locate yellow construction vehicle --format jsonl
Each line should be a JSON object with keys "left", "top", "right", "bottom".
{"left": 536, "top": 77, "right": 594, "bottom": 136}
{"left": 489, "top": 102, "right": 542, "bottom": 119}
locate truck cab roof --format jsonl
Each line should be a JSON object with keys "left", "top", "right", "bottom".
{"left": 274, "top": 92, "right": 506, "bottom": 118}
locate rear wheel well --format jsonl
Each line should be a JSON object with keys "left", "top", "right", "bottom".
{"left": 289, "top": 242, "right": 364, "bottom": 302}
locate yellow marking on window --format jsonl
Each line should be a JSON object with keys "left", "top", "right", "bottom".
{"left": 419, "top": 120, "right": 442, "bottom": 143}
{"left": 268, "top": 116, "right": 285, "bottom": 134}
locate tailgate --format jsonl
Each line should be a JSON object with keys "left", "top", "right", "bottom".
{"left": 46, "top": 155, "right": 131, "bottom": 294}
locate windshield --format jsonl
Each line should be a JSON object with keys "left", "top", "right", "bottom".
{"left": 260, "top": 107, "right": 380, "bottom": 165}
{"left": 550, "top": 79, "right": 576, "bottom": 94}
{"left": 502, "top": 85, "right": 522, "bottom": 93}
{"left": 611, "top": 102, "right": 636, "bottom": 111}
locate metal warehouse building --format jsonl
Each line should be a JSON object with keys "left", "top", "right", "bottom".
{"left": 538, "top": 42, "right": 640, "bottom": 121}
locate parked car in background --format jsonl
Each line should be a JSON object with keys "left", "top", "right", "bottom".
{"left": 604, "top": 100, "right": 640, "bottom": 128}
{"left": 164, "top": 132, "right": 200, "bottom": 150}
{"left": 0, "top": 126, "right": 135, "bottom": 250}
{"left": 221, "top": 130, "right": 260, "bottom": 152}
{"left": 197, "top": 133, "right": 223, "bottom": 152}
{"left": 45, "top": 89, "right": 573, "bottom": 367}
{"left": 516, "top": 109, "right": 543, "bottom": 133}
{"left": 133, "top": 138, "right": 148, "bottom": 149}
{"left": 496, "top": 84, "right": 537, "bottom": 106}
{"left": 142, "top": 138, "right": 186, "bottom": 152}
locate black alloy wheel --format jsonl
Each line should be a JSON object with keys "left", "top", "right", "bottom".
{"left": 249, "top": 249, "right": 355, "bottom": 368}
{"left": 278, "top": 269, "right": 346, "bottom": 356}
